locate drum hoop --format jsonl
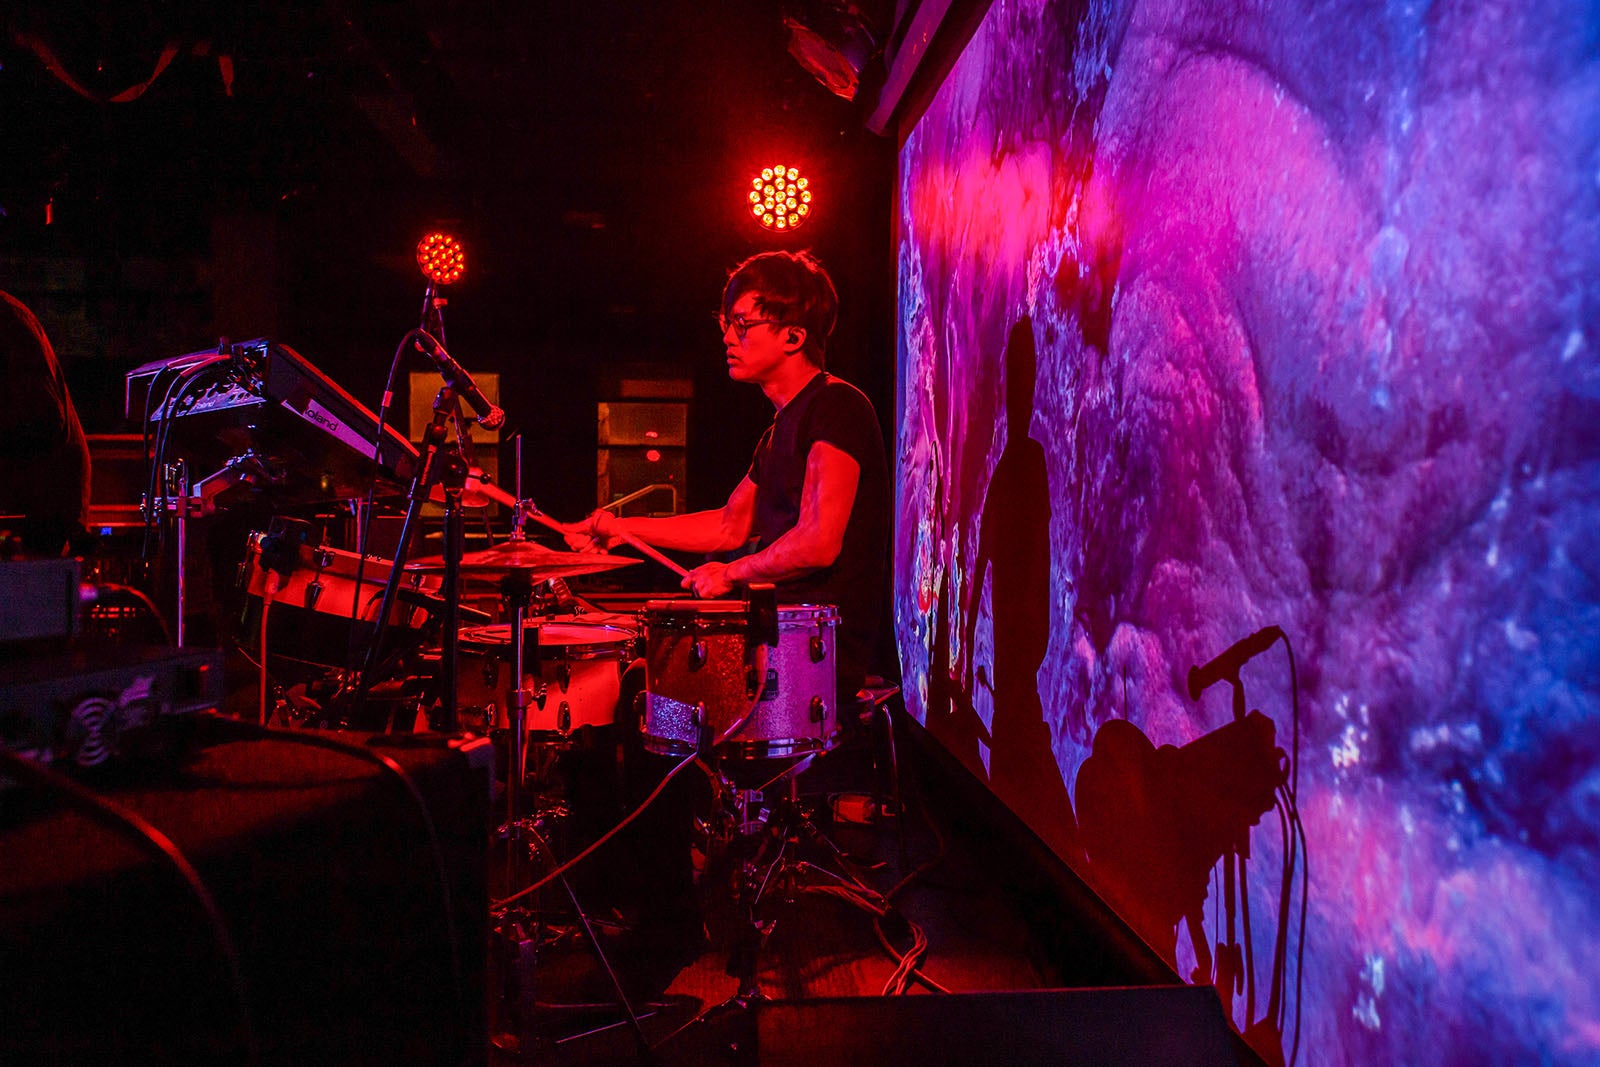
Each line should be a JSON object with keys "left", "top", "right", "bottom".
{"left": 641, "top": 602, "right": 839, "bottom": 630}
{"left": 458, "top": 624, "right": 637, "bottom": 661}
{"left": 246, "top": 531, "right": 402, "bottom": 581}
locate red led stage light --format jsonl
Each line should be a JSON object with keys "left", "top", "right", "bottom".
{"left": 748, "top": 163, "right": 813, "bottom": 232}
{"left": 416, "top": 232, "right": 466, "bottom": 285}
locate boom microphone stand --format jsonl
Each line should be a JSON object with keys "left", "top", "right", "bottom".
{"left": 356, "top": 385, "right": 470, "bottom": 729}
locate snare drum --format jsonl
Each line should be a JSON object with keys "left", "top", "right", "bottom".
{"left": 457, "top": 618, "right": 638, "bottom": 739}
{"left": 239, "top": 532, "right": 438, "bottom": 667}
{"left": 641, "top": 600, "right": 839, "bottom": 759}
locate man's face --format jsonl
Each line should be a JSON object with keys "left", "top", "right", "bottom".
{"left": 721, "top": 291, "right": 794, "bottom": 385}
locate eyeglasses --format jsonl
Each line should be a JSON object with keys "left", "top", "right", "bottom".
{"left": 716, "top": 313, "right": 787, "bottom": 340}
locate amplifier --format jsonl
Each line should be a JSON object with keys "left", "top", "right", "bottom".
{"left": 0, "top": 646, "right": 223, "bottom": 771}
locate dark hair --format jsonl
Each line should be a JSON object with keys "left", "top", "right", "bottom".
{"left": 721, "top": 250, "right": 838, "bottom": 369}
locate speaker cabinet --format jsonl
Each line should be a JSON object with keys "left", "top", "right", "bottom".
{"left": 746, "top": 987, "right": 1241, "bottom": 1067}
{"left": 0, "top": 731, "right": 489, "bottom": 1065}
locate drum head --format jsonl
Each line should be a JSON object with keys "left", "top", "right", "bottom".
{"left": 459, "top": 621, "right": 636, "bottom": 657}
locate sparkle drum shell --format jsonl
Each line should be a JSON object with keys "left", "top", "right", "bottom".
{"left": 641, "top": 600, "right": 839, "bottom": 759}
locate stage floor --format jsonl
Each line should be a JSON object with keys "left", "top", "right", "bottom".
{"left": 490, "top": 730, "right": 1065, "bottom": 1064}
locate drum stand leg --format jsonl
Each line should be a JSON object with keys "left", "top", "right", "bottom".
{"left": 656, "top": 757, "right": 867, "bottom": 1056}
{"left": 493, "top": 578, "right": 650, "bottom": 1062}
{"left": 491, "top": 820, "right": 653, "bottom": 1060}
{"left": 651, "top": 783, "right": 774, "bottom": 1055}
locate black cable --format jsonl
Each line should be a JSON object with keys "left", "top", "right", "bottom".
{"left": 1268, "top": 792, "right": 1293, "bottom": 1033}
{"left": 492, "top": 674, "right": 775, "bottom": 909}
{"left": 494, "top": 748, "right": 700, "bottom": 909}
{"left": 144, "top": 361, "right": 209, "bottom": 550}
{"left": 1281, "top": 634, "right": 1307, "bottom": 1067}
{"left": 151, "top": 363, "right": 225, "bottom": 521}
{"left": 886, "top": 789, "right": 947, "bottom": 903}
{"left": 348, "top": 328, "right": 421, "bottom": 675}
{"left": 799, "top": 869, "right": 950, "bottom": 994}
{"left": 1285, "top": 637, "right": 1300, "bottom": 802}
{"left": 91, "top": 583, "right": 173, "bottom": 645}
{"left": 875, "top": 913, "right": 947, "bottom": 994}
{"left": 140, "top": 365, "right": 180, "bottom": 557}
{"left": 1287, "top": 781, "right": 1309, "bottom": 1067}
{"left": 193, "top": 716, "right": 467, "bottom": 1055}
{"left": 142, "top": 364, "right": 193, "bottom": 557}
{"left": 521, "top": 823, "right": 651, "bottom": 1054}
{"left": 872, "top": 772, "right": 951, "bottom": 992}
{"left": 0, "top": 748, "right": 259, "bottom": 1064}
{"left": 147, "top": 362, "right": 231, "bottom": 556}
{"left": 1239, "top": 844, "right": 1256, "bottom": 1025}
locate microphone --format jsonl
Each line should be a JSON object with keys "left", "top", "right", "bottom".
{"left": 412, "top": 329, "right": 505, "bottom": 430}
{"left": 1187, "top": 625, "right": 1284, "bottom": 701}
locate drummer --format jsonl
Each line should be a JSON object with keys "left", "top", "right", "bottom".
{"left": 565, "top": 250, "right": 889, "bottom": 697}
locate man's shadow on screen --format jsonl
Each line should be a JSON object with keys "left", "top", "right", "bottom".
{"left": 952, "top": 315, "right": 1079, "bottom": 863}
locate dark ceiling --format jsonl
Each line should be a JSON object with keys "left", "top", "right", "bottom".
{"left": 0, "top": 1, "right": 899, "bottom": 516}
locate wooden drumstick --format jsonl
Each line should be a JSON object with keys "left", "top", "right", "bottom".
{"left": 464, "top": 474, "right": 693, "bottom": 580}
{"left": 516, "top": 497, "right": 693, "bottom": 580}
{"left": 609, "top": 527, "right": 693, "bottom": 580}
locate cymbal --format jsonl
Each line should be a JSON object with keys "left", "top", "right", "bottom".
{"left": 404, "top": 539, "right": 638, "bottom": 582}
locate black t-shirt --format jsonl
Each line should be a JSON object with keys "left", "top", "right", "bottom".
{"left": 747, "top": 371, "right": 890, "bottom": 695}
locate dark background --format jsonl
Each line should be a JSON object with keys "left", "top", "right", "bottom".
{"left": 0, "top": 1, "right": 897, "bottom": 524}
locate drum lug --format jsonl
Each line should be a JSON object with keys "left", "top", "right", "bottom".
{"left": 690, "top": 639, "right": 708, "bottom": 671}
{"left": 305, "top": 579, "right": 323, "bottom": 610}
{"left": 809, "top": 633, "right": 826, "bottom": 663}
{"left": 810, "top": 696, "right": 826, "bottom": 723}
{"left": 558, "top": 660, "right": 572, "bottom": 692}
{"left": 558, "top": 701, "right": 571, "bottom": 733}
{"left": 315, "top": 547, "right": 333, "bottom": 569}
{"left": 533, "top": 683, "right": 548, "bottom": 711}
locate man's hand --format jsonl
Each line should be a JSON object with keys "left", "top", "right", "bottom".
{"left": 562, "top": 509, "right": 623, "bottom": 553}
{"left": 682, "top": 561, "right": 737, "bottom": 598}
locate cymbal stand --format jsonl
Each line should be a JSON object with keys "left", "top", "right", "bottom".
{"left": 501, "top": 433, "right": 536, "bottom": 844}
{"left": 490, "top": 444, "right": 648, "bottom": 1060}
{"left": 490, "top": 636, "right": 650, "bottom": 1059}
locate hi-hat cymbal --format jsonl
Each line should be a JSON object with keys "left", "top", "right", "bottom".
{"left": 404, "top": 539, "right": 638, "bottom": 582}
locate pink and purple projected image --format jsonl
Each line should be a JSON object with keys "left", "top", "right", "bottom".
{"left": 894, "top": 0, "right": 1600, "bottom": 1063}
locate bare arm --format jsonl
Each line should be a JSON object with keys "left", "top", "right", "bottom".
{"left": 682, "top": 441, "right": 859, "bottom": 596}
{"left": 566, "top": 477, "right": 758, "bottom": 555}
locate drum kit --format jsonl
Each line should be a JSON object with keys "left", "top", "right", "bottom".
{"left": 137, "top": 333, "right": 871, "bottom": 1056}
{"left": 237, "top": 525, "right": 843, "bottom": 772}
{"left": 232, "top": 488, "right": 855, "bottom": 1050}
